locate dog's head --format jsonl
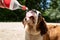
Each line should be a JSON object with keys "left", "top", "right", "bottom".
{"left": 23, "top": 9, "right": 48, "bottom": 35}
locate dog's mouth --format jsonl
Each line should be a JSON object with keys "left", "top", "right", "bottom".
{"left": 26, "top": 11, "right": 35, "bottom": 21}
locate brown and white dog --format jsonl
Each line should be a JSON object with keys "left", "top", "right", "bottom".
{"left": 22, "top": 9, "right": 60, "bottom": 40}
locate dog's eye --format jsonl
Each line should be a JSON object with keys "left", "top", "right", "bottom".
{"left": 38, "top": 13, "right": 41, "bottom": 17}
{"left": 25, "top": 18, "right": 26, "bottom": 20}
{"left": 33, "top": 11, "right": 37, "bottom": 13}
{"left": 32, "top": 9, "right": 37, "bottom": 13}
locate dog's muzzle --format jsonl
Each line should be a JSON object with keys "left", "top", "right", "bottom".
{"left": 26, "top": 10, "right": 36, "bottom": 20}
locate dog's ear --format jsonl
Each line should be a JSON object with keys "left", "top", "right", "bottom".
{"left": 22, "top": 18, "right": 26, "bottom": 27}
{"left": 37, "top": 17, "right": 48, "bottom": 35}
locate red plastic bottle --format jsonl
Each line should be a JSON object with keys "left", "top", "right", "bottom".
{"left": 4, "top": 0, "right": 11, "bottom": 8}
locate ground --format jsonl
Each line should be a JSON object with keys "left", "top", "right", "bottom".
{"left": 0, "top": 22, "right": 60, "bottom": 40}
{"left": 0, "top": 22, "right": 25, "bottom": 40}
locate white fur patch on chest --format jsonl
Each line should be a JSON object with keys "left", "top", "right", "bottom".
{"left": 25, "top": 25, "right": 43, "bottom": 40}
{"left": 25, "top": 32, "right": 43, "bottom": 40}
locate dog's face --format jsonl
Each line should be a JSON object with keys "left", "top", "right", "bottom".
{"left": 24, "top": 9, "right": 42, "bottom": 27}
{"left": 23, "top": 9, "right": 47, "bottom": 35}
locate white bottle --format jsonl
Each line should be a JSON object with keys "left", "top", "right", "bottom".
{"left": 2, "top": 0, "right": 28, "bottom": 10}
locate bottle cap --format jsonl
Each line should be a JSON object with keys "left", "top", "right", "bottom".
{"left": 22, "top": 6, "right": 28, "bottom": 10}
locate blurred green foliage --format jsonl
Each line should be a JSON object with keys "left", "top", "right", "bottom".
{"left": 44, "top": 0, "right": 60, "bottom": 22}
{"left": 0, "top": 0, "right": 60, "bottom": 22}
{"left": 0, "top": 8, "right": 26, "bottom": 22}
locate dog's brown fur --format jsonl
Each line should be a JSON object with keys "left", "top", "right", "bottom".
{"left": 47, "top": 25, "right": 60, "bottom": 40}
{"left": 22, "top": 9, "right": 60, "bottom": 40}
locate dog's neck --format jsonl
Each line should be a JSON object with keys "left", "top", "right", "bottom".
{"left": 25, "top": 24, "right": 41, "bottom": 35}
{"left": 25, "top": 31, "right": 43, "bottom": 40}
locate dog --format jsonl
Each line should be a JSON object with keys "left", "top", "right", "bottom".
{"left": 22, "top": 9, "right": 60, "bottom": 40}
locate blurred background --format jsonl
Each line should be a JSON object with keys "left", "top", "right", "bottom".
{"left": 0, "top": 0, "right": 60, "bottom": 22}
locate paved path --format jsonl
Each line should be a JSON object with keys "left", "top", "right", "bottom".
{"left": 0, "top": 22, "right": 25, "bottom": 40}
{"left": 47, "top": 23, "right": 60, "bottom": 25}
{"left": 0, "top": 22, "right": 60, "bottom": 40}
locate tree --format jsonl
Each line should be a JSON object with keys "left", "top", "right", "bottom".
{"left": 0, "top": 0, "right": 60, "bottom": 22}
{"left": 44, "top": 0, "right": 60, "bottom": 22}
{"left": 25, "top": 0, "right": 41, "bottom": 11}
